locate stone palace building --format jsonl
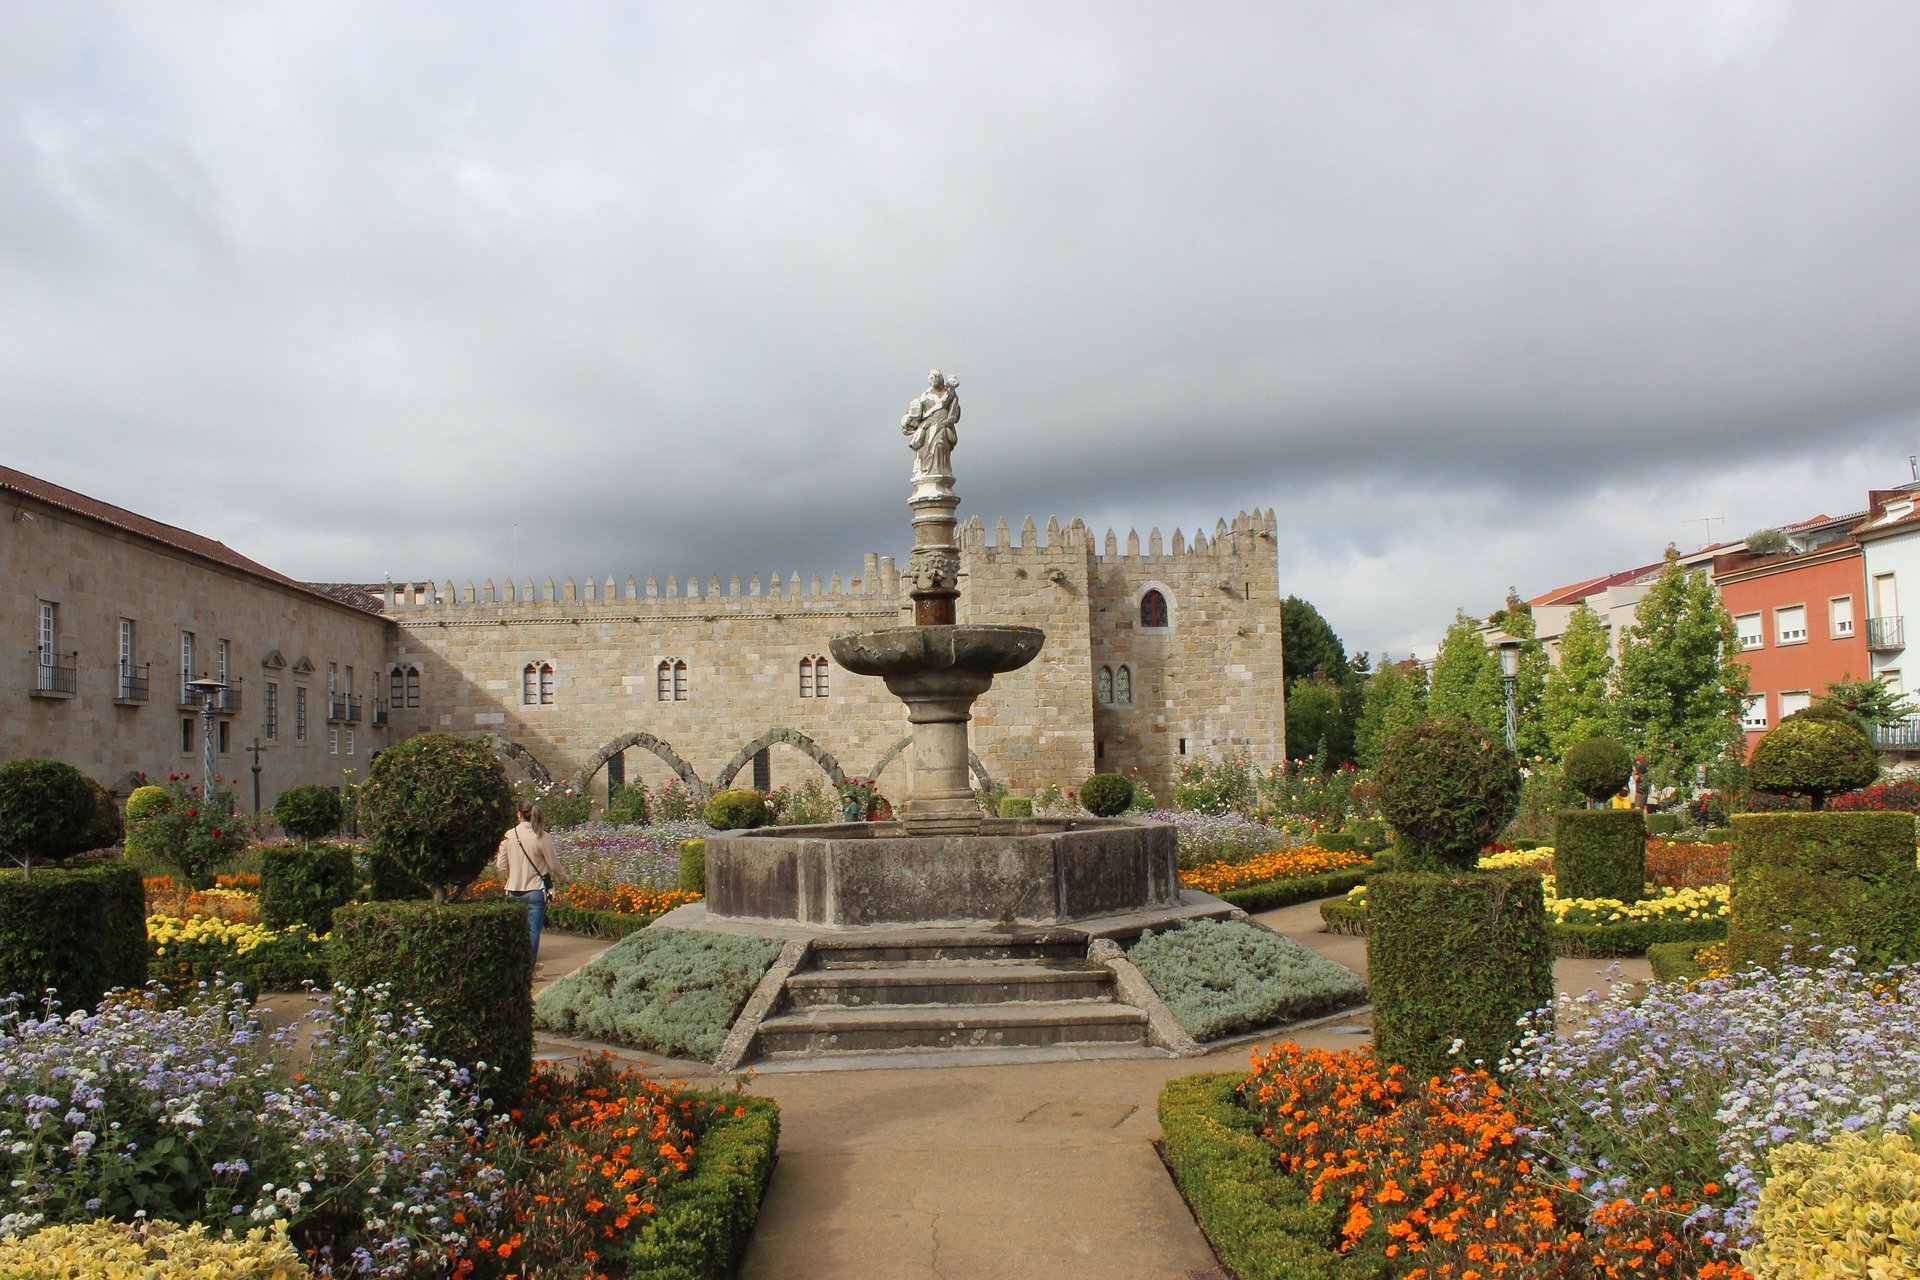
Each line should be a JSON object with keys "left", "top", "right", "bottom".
{"left": 3, "top": 463, "right": 1286, "bottom": 812}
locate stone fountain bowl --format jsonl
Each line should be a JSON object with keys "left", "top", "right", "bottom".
{"left": 829, "top": 624, "right": 1045, "bottom": 678}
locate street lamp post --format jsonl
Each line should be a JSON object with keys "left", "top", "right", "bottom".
{"left": 184, "top": 674, "right": 228, "bottom": 795}
{"left": 1498, "top": 644, "right": 1519, "bottom": 754}
{"left": 247, "top": 737, "right": 265, "bottom": 814}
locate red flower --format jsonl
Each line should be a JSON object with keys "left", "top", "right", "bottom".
{"left": 210, "top": 828, "right": 222, "bottom": 838}
{"left": 186, "top": 809, "right": 198, "bottom": 818}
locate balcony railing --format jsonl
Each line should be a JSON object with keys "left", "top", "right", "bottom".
{"left": 118, "top": 662, "right": 150, "bottom": 703}
{"left": 1871, "top": 717, "right": 1920, "bottom": 749}
{"left": 329, "top": 695, "right": 363, "bottom": 724}
{"left": 1868, "top": 615, "right": 1905, "bottom": 651}
{"left": 184, "top": 684, "right": 243, "bottom": 713}
{"left": 33, "top": 651, "right": 76, "bottom": 696}
{"left": 372, "top": 698, "right": 389, "bottom": 727}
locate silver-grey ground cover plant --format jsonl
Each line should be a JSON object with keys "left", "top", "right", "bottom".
{"left": 1505, "top": 945, "right": 1920, "bottom": 1247}
{"left": 1127, "top": 917, "right": 1366, "bottom": 1041}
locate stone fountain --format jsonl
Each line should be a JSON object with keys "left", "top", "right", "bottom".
{"left": 700, "top": 371, "right": 1184, "bottom": 930}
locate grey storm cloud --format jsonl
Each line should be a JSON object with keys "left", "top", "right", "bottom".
{"left": 2, "top": 1, "right": 1918, "bottom": 657}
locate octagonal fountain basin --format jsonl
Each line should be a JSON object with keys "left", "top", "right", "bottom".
{"left": 828, "top": 624, "right": 1045, "bottom": 679}
{"left": 704, "top": 815, "right": 1179, "bottom": 929}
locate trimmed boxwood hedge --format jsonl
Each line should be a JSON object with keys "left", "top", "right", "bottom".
{"left": 1367, "top": 870, "right": 1552, "bottom": 1076}
{"left": 1157, "top": 1072, "right": 1376, "bottom": 1280}
{"left": 0, "top": 863, "right": 146, "bottom": 1010}
{"left": 1319, "top": 895, "right": 1724, "bottom": 959}
{"left": 1644, "top": 812, "right": 1682, "bottom": 837}
{"left": 1728, "top": 811, "right": 1920, "bottom": 971}
{"left": 1553, "top": 809, "right": 1647, "bottom": 903}
{"left": 545, "top": 904, "right": 665, "bottom": 939}
{"left": 614, "top": 1092, "right": 781, "bottom": 1279}
{"left": 257, "top": 841, "right": 358, "bottom": 931}
{"left": 997, "top": 796, "right": 1034, "bottom": 818}
{"left": 1215, "top": 865, "right": 1374, "bottom": 913}
{"left": 328, "top": 900, "right": 533, "bottom": 1109}
{"left": 1646, "top": 940, "right": 1712, "bottom": 983}
{"left": 678, "top": 838, "right": 707, "bottom": 895}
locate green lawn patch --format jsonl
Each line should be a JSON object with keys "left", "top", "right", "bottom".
{"left": 1128, "top": 918, "right": 1366, "bottom": 1042}
{"left": 534, "top": 926, "right": 781, "bottom": 1061}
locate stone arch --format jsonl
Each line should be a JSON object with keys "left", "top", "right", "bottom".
{"left": 480, "top": 734, "right": 552, "bottom": 786}
{"left": 581, "top": 730, "right": 707, "bottom": 799}
{"left": 713, "top": 727, "right": 847, "bottom": 791}
{"left": 869, "top": 736, "right": 994, "bottom": 792}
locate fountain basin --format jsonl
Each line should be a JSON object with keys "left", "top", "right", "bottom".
{"left": 829, "top": 624, "right": 1045, "bottom": 678}
{"left": 704, "top": 816, "right": 1180, "bottom": 928}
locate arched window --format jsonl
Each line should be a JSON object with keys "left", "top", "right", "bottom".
{"left": 404, "top": 665, "right": 419, "bottom": 708}
{"left": 1115, "top": 665, "right": 1133, "bottom": 705}
{"left": 521, "top": 663, "right": 538, "bottom": 705}
{"left": 799, "top": 658, "right": 814, "bottom": 698}
{"left": 800, "top": 655, "right": 830, "bottom": 698}
{"left": 1140, "top": 589, "right": 1169, "bottom": 629}
{"left": 657, "top": 660, "right": 673, "bottom": 701}
{"left": 673, "top": 659, "right": 689, "bottom": 701}
{"left": 390, "top": 665, "right": 405, "bottom": 708}
{"left": 1095, "top": 666, "right": 1113, "bottom": 705}
{"left": 538, "top": 662, "right": 554, "bottom": 705}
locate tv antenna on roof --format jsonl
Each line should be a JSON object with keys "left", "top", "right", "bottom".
{"left": 1681, "top": 514, "right": 1725, "bottom": 549}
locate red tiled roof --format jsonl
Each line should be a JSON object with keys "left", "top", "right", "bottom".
{"left": 0, "top": 465, "right": 386, "bottom": 618}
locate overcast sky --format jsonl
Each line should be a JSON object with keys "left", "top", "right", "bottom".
{"left": 4, "top": 2, "right": 1918, "bottom": 658}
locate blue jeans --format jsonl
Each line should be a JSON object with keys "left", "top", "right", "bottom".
{"left": 508, "top": 889, "right": 546, "bottom": 965}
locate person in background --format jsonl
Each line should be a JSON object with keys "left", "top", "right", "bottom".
{"left": 496, "top": 800, "right": 561, "bottom": 969}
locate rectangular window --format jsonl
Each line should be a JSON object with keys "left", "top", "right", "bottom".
{"left": 329, "top": 728, "right": 339, "bottom": 756}
{"left": 1775, "top": 605, "right": 1807, "bottom": 645}
{"left": 345, "top": 729, "right": 356, "bottom": 756}
{"left": 1876, "top": 572, "right": 1900, "bottom": 619}
{"left": 264, "top": 682, "right": 279, "bottom": 740}
{"left": 344, "top": 665, "right": 354, "bottom": 696}
{"left": 180, "top": 631, "right": 195, "bottom": 702}
{"left": 1741, "top": 694, "right": 1769, "bottom": 731}
{"left": 181, "top": 718, "right": 195, "bottom": 752}
{"left": 328, "top": 662, "right": 339, "bottom": 695}
{"left": 217, "top": 720, "right": 230, "bottom": 755}
{"left": 1778, "top": 690, "right": 1812, "bottom": 719}
{"left": 295, "top": 687, "right": 308, "bottom": 741}
{"left": 1735, "top": 613, "right": 1763, "bottom": 650}
{"left": 1886, "top": 669, "right": 1904, "bottom": 697}
{"left": 36, "top": 601, "right": 58, "bottom": 691}
{"left": 118, "top": 617, "right": 134, "bottom": 674}
{"left": 216, "top": 639, "right": 230, "bottom": 684}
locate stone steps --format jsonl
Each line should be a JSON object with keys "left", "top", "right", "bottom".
{"left": 807, "top": 933, "right": 1089, "bottom": 968}
{"left": 753, "top": 1000, "right": 1150, "bottom": 1058}
{"left": 784, "top": 961, "right": 1114, "bottom": 1009}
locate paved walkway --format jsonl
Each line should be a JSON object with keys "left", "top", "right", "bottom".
{"left": 533, "top": 900, "right": 1652, "bottom": 1280}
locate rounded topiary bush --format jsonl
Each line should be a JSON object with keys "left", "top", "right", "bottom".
{"left": 1554, "top": 809, "right": 1648, "bottom": 903}
{"left": 1562, "top": 736, "right": 1634, "bottom": 806}
{"left": 258, "top": 841, "right": 359, "bottom": 931}
{"left": 1373, "top": 719, "right": 1523, "bottom": 870}
{"left": 997, "top": 796, "right": 1034, "bottom": 819}
{"left": 0, "top": 758, "right": 99, "bottom": 876}
{"left": 1729, "top": 811, "right": 1920, "bottom": 971}
{"left": 0, "top": 863, "right": 145, "bottom": 1010}
{"left": 272, "top": 783, "right": 343, "bottom": 843}
{"left": 328, "top": 900, "right": 532, "bottom": 1109}
{"left": 1079, "top": 773, "right": 1135, "bottom": 817}
{"left": 1750, "top": 718, "right": 1879, "bottom": 810}
{"left": 67, "top": 778, "right": 124, "bottom": 856}
{"left": 125, "top": 784, "right": 171, "bottom": 824}
{"left": 703, "top": 788, "right": 771, "bottom": 831}
{"left": 357, "top": 733, "right": 515, "bottom": 900}
{"left": 678, "top": 838, "right": 707, "bottom": 895}
{"left": 1783, "top": 700, "right": 1867, "bottom": 730}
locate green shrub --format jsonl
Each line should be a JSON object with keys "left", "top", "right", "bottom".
{"left": 1547, "top": 917, "right": 1726, "bottom": 958}
{"left": 1367, "top": 869, "right": 1552, "bottom": 1075}
{"left": 258, "top": 841, "right": 358, "bottom": 931}
{"left": 1646, "top": 940, "right": 1712, "bottom": 983}
{"left": 1784, "top": 699, "right": 1870, "bottom": 729}
{"left": 1749, "top": 718, "right": 1879, "bottom": 810}
{"left": 69, "top": 778, "right": 124, "bottom": 855}
{"left": 1728, "top": 812, "right": 1920, "bottom": 971}
{"left": 1344, "top": 817, "right": 1390, "bottom": 851}
{"left": 1317, "top": 832, "right": 1361, "bottom": 853}
{"left": 357, "top": 733, "right": 515, "bottom": 900}
{"left": 678, "top": 838, "right": 707, "bottom": 895}
{"left": 1079, "top": 773, "right": 1135, "bottom": 817}
{"left": 533, "top": 927, "right": 781, "bottom": 1061}
{"left": 615, "top": 1092, "right": 781, "bottom": 1279}
{"left": 1372, "top": 719, "right": 1522, "bottom": 870}
{"left": 272, "top": 783, "right": 342, "bottom": 842}
{"left": 138, "top": 777, "right": 251, "bottom": 888}
{"left": 702, "top": 788, "right": 771, "bottom": 831}
{"left": 1562, "top": 737, "right": 1633, "bottom": 805}
{"left": 1704, "top": 825, "right": 1734, "bottom": 844}
{"left": 605, "top": 782, "right": 651, "bottom": 827}
{"left": 516, "top": 779, "right": 594, "bottom": 830}
{"left": 1127, "top": 919, "right": 1365, "bottom": 1041}
{"left": 1157, "top": 1073, "right": 1375, "bottom": 1280}
{"left": 125, "top": 784, "right": 172, "bottom": 824}
{"left": 1129, "top": 781, "right": 1158, "bottom": 812}
{"left": 362, "top": 849, "right": 429, "bottom": 901}
{"left": 1553, "top": 809, "right": 1648, "bottom": 903}
{"left": 328, "top": 900, "right": 533, "bottom": 1108}
{"left": 0, "top": 1219, "right": 312, "bottom": 1279}
{"left": 0, "top": 863, "right": 146, "bottom": 1009}
{"left": 545, "top": 904, "right": 664, "bottom": 938}
{"left": 0, "top": 758, "right": 97, "bottom": 876}
{"left": 997, "top": 796, "right": 1034, "bottom": 819}
{"left": 1217, "top": 865, "right": 1374, "bottom": 913}
{"left": 1645, "top": 812, "right": 1682, "bottom": 836}
{"left": 1502, "top": 767, "right": 1575, "bottom": 844}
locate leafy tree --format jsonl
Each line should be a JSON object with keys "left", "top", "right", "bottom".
{"left": 1280, "top": 596, "right": 1351, "bottom": 690}
{"left": 1428, "top": 610, "right": 1505, "bottom": 739}
{"left": 1542, "top": 601, "right": 1615, "bottom": 756}
{"left": 1487, "top": 589, "right": 1551, "bottom": 759}
{"left": 1355, "top": 657, "right": 1429, "bottom": 768}
{"left": 1744, "top": 528, "right": 1790, "bottom": 554}
{"left": 1281, "top": 597, "right": 1359, "bottom": 766}
{"left": 1612, "top": 548, "right": 1750, "bottom": 783}
{"left": 1819, "top": 675, "right": 1913, "bottom": 729}
{"left": 1285, "top": 673, "right": 1352, "bottom": 765}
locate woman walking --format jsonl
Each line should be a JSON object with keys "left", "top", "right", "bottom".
{"left": 496, "top": 800, "right": 561, "bottom": 968}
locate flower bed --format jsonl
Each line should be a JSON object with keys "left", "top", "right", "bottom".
{"left": 142, "top": 874, "right": 328, "bottom": 992}
{"left": 1179, "top": 845, "right": 1372, "bottom": 896}
{"left": 1126, "top": 919, "right": 1365, "bottom": 1041}
{"left": 533, "top": 927, "right": 783, "bottom": 1061}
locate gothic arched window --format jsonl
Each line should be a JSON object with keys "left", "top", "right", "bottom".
{"left": 538, "top": 662, "right": 554, "bottom": 705}
{"left": 673, "top": 659, "right": 689, "bottom": 701}
{"left": 1096, "top": 666, "right": 1114, "bottom": 705}
{"left": 521, "top": 663, "right": 538, "bottom": 705}
{"left": 1115, "top": 665, "right": 1133, "bottom": 705}
{"left": 1140, "top": 589, "right": 1169, "bottom": 629}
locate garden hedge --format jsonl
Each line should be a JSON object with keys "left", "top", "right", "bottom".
{"left": 1215, "top": 865, "right": 1374, "bottom": 913}
{"left": 546, "top": 904, "right": 668, "bottom": 938}
{"left": 997, "top": 796, "right": 1034, "bottom": 818}
{"left": 1728, "top": 812, "right": 1920, "bottom": 971}
{"left": 1644, "top": 813, "right": 1682, "bottom": 837}
{"left": 1553, "top": 809, "right": 1647, "bottom": 903}
{"left": 614, "top": 1092, "right": 781, "bottom": 1279}
{"left": 678, "top": 838, "right": 707, "bottom": 895}
{"left": 1320, "top": 895, "right": 1723, "bottom": 959}
{"left": 702, "top": 789, "right": 770, "bottom": 831}
{"left": 0, "top": 863, "right": 146, "bottom": 1011}
{"left": 328, "top": 900, "right": 533, "bottom": 1109}
{"left": 364, "top": 849, "right": 430, "bottom": 901}
{"left": 1366, "top": 869, "right": 1552, "bottom": 1076}
{"left": 258, "top": 841, "right": 358, "bottom": 931}
{"left": 1157, "top": 1072, "right": 1375, "bottom": 1280}
{"left": 1646, "top": 940, "right": 1712, "bottom": 984}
